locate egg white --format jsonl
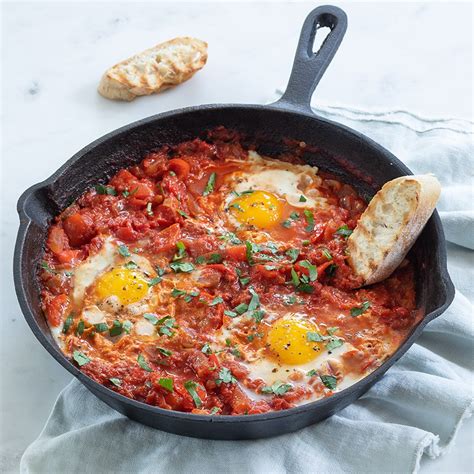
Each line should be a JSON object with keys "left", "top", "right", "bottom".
{"left": 224, "top": 151, "right": 327, "bottom": 211}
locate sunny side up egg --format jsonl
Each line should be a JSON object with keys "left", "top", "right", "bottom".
{"left": 216, "top": 310, "right": 358, "bottom": 405}
{"left": 224, "top": 151, "right": 328, "bottom": 230}
{"left": 51, "top": 237, "right": 161, "bottom": 348}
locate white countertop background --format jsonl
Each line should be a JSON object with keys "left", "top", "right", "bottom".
{"left": 1, "top": 1, "right": 472, "bottom": 472}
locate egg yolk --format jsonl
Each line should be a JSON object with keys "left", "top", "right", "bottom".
{"left": 267, "top": 317, "right": 323, "bottom": 364}
{"left": 229, "top": 190, "right": 283, "bottom": 229}
{"left": 95, "top": 268, "right": 149, "bottom": 305}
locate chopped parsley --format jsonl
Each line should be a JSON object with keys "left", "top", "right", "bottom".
{"left": 171, "top": 288, "right": 186, "bottom": 298}
{"left": 169, "top": 261, "right": 195, "bottom": 273}
{"left": 118, "top": 244, "right": 131, "bottom": 257}
{"left": 202, "top": 172, "right": 217, "bottom": 196}
{"left": 219, "top": 232, "right": 242, "bottom": 245}
{"left": 350, "top": 300, "right": 371, "bottom": 317}
{"left": 233, "top": 303, "right": 249, "bottom": 315}
{"left": 157, "top": 316, "right": 176, "bottom": 337}
{"left": 209, "top": 296, "right": 224, "bottom": 306}
{"left": 124, "top": 261, "right": 138, "bottom": 270}
{"left": 261, "top": 381, "right": 292, "bottom": 396}
{"left": 281, "top": 219, "right": 292, "bottom": 228}
{"left": 320, "top": 374, "right": 337, "bottom": 390}
{"left": 326, "top": 338, "right": 344, "bottom": 352}
{"left": 216, "top": 367, "right": 237, "bottom": 385}
{"left": 299, "top": 195, "right": 307, "bottom": 202}
{"left": 94, "top": 322, "right": 108, "bottom": 333}
{"left": 95, "top": 184, "right": 117, "bottom": 195}
{"left": 304, "top": 209, "right": 315, "bottom": 232}
{"left": 307, "top": 331, "right": 324, "bottom": 342}
{"left": 248, "top": 288, "right": 260, "bottom": 311}
{"left": 327, "top": 326, "right": 339, "bottom": 336}
{"left": 157, "top": 347, "right": 172, "bottom": 357}
{"left": 73, "top": 351, "right": 90, "bottom": 366}
{"left": 122, "top": 187, "right": 138, "bottom": 198}
{"left": 173, "top": 241, "right": 187, "bottom": 261}
{"left": 184, "top": 380, "right": 202, "bottom": 408}
{"left": 335, "top": 225, "right": 353, "bottom": 238}
{"left": 299, "top": 260, "right": 318, "bottom": 281}
{"left": 239, "top": 276, "right": 250, "bottom": 286}
{"left": 245, "top": 241, "right": 259, "bottom": 265}
{"left": 137, "top": 354, "right": 153, "bottom": 372}
{"left": 159, "top": 377, "right": 174, "bottom": 392}
{"left": 122, "top": 320, "right": 132, "bottom": 334}
{"left": 109, "top": 378, "right": 122, "bottom": 387}
{"left": 62, "top": 313, "right": 74, "bottom": 334}
{"left": 148, "top": 276, "right": 162, "bottom": 286}
{"left": 286, "top": 248, "right": 299, "bottom": 263}
{"left": 143, "top": 313, "right": 159, "bottom": 325}
{"left": 307, "top": 369, "right": 318, "bottom": 377}
{"left": 109, "top": 320, "right": 123, "bottom": 337}
{"left": 201, "top": 343, "right": 212, "bottom": 354}
{"left": 322, "top": 248, "right": 332, "bottom": 260}
{"left": 75, "top": 320, "right": 85, "bottom": 336}
{"left": 195, "top": 253, "right": 223, "bottom": 265}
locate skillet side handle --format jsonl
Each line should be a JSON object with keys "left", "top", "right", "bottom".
{"left": 272, "top": 5, "right": 347, "bottom": 114}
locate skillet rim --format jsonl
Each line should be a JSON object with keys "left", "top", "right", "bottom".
{"left": 13, "top": 102, "right": 455, "bottom": 425}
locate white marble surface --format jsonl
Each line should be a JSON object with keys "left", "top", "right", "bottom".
{"left": 1, "top": 1, "right": 472, "bottom": 472}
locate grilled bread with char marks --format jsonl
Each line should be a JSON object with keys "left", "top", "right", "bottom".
{"left": 98, "top": 37, "right": 208, "bottom": 101}
{"left": 348, "top": 175, "right": 441, "bottom": 286}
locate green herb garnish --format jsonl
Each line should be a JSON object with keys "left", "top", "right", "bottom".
{"left": 62, "top": 313, "right": 74, "bottom": 334}
{"left": 209, "top": 296, "right": 224, "bottom": 306}
{"left": 159, "top": 377, "right": 174, "bottom": 392}
{"left": 261, "top": 381, "right": 292, "bottom": 396}
{"left": 173, "top": 241, "right": 187, "bottom": 261}
{"left": 184, "top": 380, "right": 202, "bottom": 408}
{"left": 286, "top": 248, "right": 299, "bottom": 263}
{"left": 335, "top": 225, "right": 353, "bottom": 238}
{"left": 137, "top": 354, "right": 153, "bottom": 372}
{"left": 109, "top": 320, "right": 123, "bottom": 337}
{"left": 169, "top": 261, "right": 195, "bottom": 273}
{"left": 203, "top": 172, "right": 217, "bottom": 196}
{"left": 95, "top": 184, "right": 117, "bottom": 196}
{"left": 320, "top": 375, "right": 337, "bottom": 390}
{"left": 118, "top": 244, "right": 131, "bottom": 257}
{"left": 350, "top": 300, "right": 371, "bottom": 317}
{"left": 109, "top": 378, "right": 122, "bottom": 387}
{"left": 157, "top": 347, "right": 172, "bottom": 357}
{"left": 75, "top": 320, "right": 85, "bottom": 336}
{"left": 73, "top": 351, "right": 90, "bottom": 366}
{"left": 94, "top": 322, "right": 108, "bottom": 333}
{"left": 304, "top": 209, "right": 315, "bottom": 232}
{"left": 216, "top": 367, "right": 237, "bottom": 385}
{"left": 143, "top": 313, "right": 159, "bottom": 325}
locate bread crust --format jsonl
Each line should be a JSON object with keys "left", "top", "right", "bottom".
{"left": 98, "top": 37, "right": 208, "bottom": 101}
{"left": 347, "top": 175, "right": 441, "bottom": 286}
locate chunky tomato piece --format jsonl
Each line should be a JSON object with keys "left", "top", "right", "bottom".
{"left": 63, "top": 213, "right": 95, "bottom": 247}
{"left": 44, "top": 294, "right": 69, "bottom": 327}
{"left": 168, "top": 158, "right": 190, "bottom": 179}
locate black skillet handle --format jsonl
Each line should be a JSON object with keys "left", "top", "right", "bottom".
{"left": 272, "top": 5, "right": 347, "bottom": 113}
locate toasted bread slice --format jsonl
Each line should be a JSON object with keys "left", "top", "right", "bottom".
{"left": 98, "top": 37, "right": 208, "bottom": 101}
{"left": 347, "top": 175, "right": 441, "bottom": 286}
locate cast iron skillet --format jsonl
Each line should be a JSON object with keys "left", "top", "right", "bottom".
{"left": 14, "top": 5, "right": 454, "bottom": 440}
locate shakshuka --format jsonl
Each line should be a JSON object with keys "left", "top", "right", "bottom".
{"left": 39, "top": 128, "right": 418, "bottom": 415}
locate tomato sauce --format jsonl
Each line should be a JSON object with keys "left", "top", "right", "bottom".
{"left": 39, "top": 128, "right": 418, "bottom": 415}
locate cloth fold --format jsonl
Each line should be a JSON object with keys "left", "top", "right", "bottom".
{"left": 21, "top": 104, "right": 473, "bottom": 474}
